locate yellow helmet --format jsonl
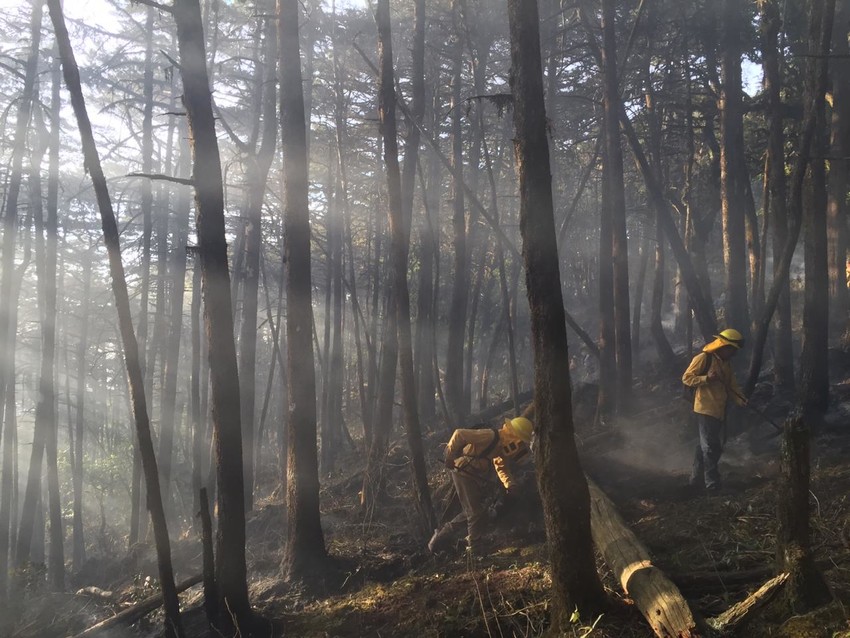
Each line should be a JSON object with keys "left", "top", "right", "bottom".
{"left": 505, "top": 416, "right": 533, "bottom": 443}
{"left": 716, "top": 328, "right": 744, "bottom": 349}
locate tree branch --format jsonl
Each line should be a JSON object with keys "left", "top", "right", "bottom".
{"left": 126, "top": 172, "right": 194, "bottom": 186}
{"left": 130, "top": 0, "right": 173, "bottom": 14}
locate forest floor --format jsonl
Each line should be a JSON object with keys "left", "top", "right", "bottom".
{"left": 12, "top": 348, "right": 850, "bottom": 638}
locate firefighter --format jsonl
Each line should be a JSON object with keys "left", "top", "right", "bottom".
{"left": 682, "top": 328, "right": 748, "bottom": 491}
{"left": 427, "top": 416, "right": 533, "bottom": 555}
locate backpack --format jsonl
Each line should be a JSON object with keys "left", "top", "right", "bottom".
{"left": 682, "top": 353, "right": 711, "bottom": 404}
{"left": 470, "top": 423, "right": 502, "bottom": 458}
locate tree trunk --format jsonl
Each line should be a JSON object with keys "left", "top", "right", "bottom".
{"left": 44, "top": 46, "right": 64, "bottom": 592}
{"left": 238, "top": 14, "right": 277, "bottom": 510}
{"left": 17, "top": 85, "right": 50, "bottom": 575}
{"left": 0, "top": 0, "right": 42, "bottom": 459}
{"left": 798, "top": 0, "right": 834, "bottom": 415}
{"left": 444, "top": 0, "right": 468, "bottom": 425}
{"left": 744, "top": 0, "right": 834, "bottom": 395}
{"left": 827, "top": 1, "right": 850, "bottom": 337}
{"left": 173, "top": 0, "right": 251, "bottom": 624}
{"left": 72, "top": 257, "right": 91, "bottom": 569}
{"left": 601, "top": 0, "right": 632, "bottom": 411}
{"left": 157, "top": 124, "right": 191, "bottom": 526}
{"left": 507, "top": 0, "right": 606, "bottom": 629}
{"left": 776, "top": 412, "right": 831, "bottom": 612}
{"left": 278, "top": 0, "right": 327, "bottom": 583}
{"left": 375, "top": 0, "right": 436, "bottom": 533}
{"left": 47, "top": 1, "right": 184, "bottom": 634}
{"left": 760, "top": 0, "right": 795, "bottom": 392}
{"left": 719, "top": 0, "right": 752, "bottom": 337}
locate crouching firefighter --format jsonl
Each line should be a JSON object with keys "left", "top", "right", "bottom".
{"left": 427, "top": 416, "right": 533, "bottom": 555}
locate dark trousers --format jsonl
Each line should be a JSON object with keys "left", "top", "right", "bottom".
{"left": 690, "top": 414, "right": 723, "bottom": 489}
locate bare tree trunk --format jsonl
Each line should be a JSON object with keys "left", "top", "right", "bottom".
{"left": 777, "top": 412, "right": 831, "bottom": 612}
{"left": 745, "top": 0, "right": 834, "bottom": 396}
{"left": 238, "top": 13, "right": 277, "bottom": 510}
{"left": 47, "top": 1, "right": 184, "bottom": 634}
{"left": 0, "top": 0, "right": 42, "bottom": 455}
{"left": 173, "top": 0, "right": 251, "bottom": 623}
{"left": 827, "top": 0, "right": 850, "bottom": 338}
{"left": 44, "top": 46, "right": 64, "bottom": 592}
{"left": 760, "top": 0, "right": 795, "bottom": 391}
{"left": 158, "top": 123, "right": 191, "bottom": 526}
{"left": 375, "top": 0, "right": 436, "bottom": 533}
{"left": 190, "top": 261, "right": 203, "bottom": 522}
{"left": 507, "top": 0, "right": 606, "bottom": 629}
{"left": 278, "top": 0, "right": 327, "bottom": 584}
{"left": 17, "top": 84, "right": 50, "bottom": 575}
{"left": 799, "top": 0, "right": 834, "bottom": 416}
{"left": 72, "top": 257, "right": 91, "bottom": 569}
{"left": 444, "top": 0, "right": 468, "bottom": 424}
{"left": 601, "top": 0, "right": 632, "bottom": 411}
{"left": 719, "top": 0, "right": 752, "bottom": 337}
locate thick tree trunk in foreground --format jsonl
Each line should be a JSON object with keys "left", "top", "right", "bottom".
{"left": 173, "top": 0, "right": 250, "bottom": 624}
{"left": 588, "top": 479, "right": 698, "bottom": 637}
{"left": 47, "top": 1, "right": 183, "bottom": 635}
{"left": 507, "top": 0, "right": 605, "bottom": 628}
{"left": 278, "top": 0, "right": 327, "bottom": 583}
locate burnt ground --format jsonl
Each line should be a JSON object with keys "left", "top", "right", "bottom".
{"left": 9, "top": 349, "right": 850, "bottom": 638}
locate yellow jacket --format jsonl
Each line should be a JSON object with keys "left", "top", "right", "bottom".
{"left": 682, "top": 350, "right": 745, "bottom": 419}
{"left": 444, "top": 426, "right": 529, "bottom": 489}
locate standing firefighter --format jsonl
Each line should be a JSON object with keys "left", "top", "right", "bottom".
{"left": 682, "top": 328, "right": 748, "bottom": 491}
{"left": 428, "top": 417, "right": 533, "bottom": 555}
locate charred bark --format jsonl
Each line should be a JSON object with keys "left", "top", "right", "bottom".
{"left": 507, "top": 0, "right": 606, "bottom": 628}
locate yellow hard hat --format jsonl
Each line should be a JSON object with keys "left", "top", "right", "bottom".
{"left": 505, "top": 416, "right": 533, "bottom": 443}
{"left": 715, "top": 328, "right": 744, "bottom": 349}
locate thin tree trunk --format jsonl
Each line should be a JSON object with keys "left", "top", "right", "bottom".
{"left": 130, "top": 4, "right": 157, "bottom": 549}
{"left": 760, "top": 0, "right": 795, "bottom": 391}
{"left": 157, "top": 124, "right": 191, "bottom": 525}
{"left": 601, "top": 0, "right": 632, "bottom": 411}
{"left": 375, "top": 0, "right": 435, "bottom": 533}
{"left": 0, "top": 0, "right": 42, "bottom": 455}
{"left": 745, "top": 0, "right": 835, "bottom": 395}
{"left": 444, "top": 0, "right": 468, "bottom": 425}
{"left": 237, "top": 13, "right": 278, "bottom": 511}
{"left": 44, "top": 46, "right": 64, "bottom": 592}
{"left": 72, "top": 256, "right": 92, "bottom": 569}
{"left": 47, "top": 2, "right": 184, "bottom": 634}
{"left": 827, "top": 0, "right": 850, "bottom": 337}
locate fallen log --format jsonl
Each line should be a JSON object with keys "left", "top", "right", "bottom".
{"left": 68, "top": 573, "right": 202, "bottom": 638}
{"left": 588, "top": 478, "right": 699, "bottom": 638}
{"left": 707, "top": 573, "right": 788, "bottom": 633}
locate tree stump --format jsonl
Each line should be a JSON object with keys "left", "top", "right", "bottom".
{"left": 776, "top": 412, "right": 831, "bottom": 613}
